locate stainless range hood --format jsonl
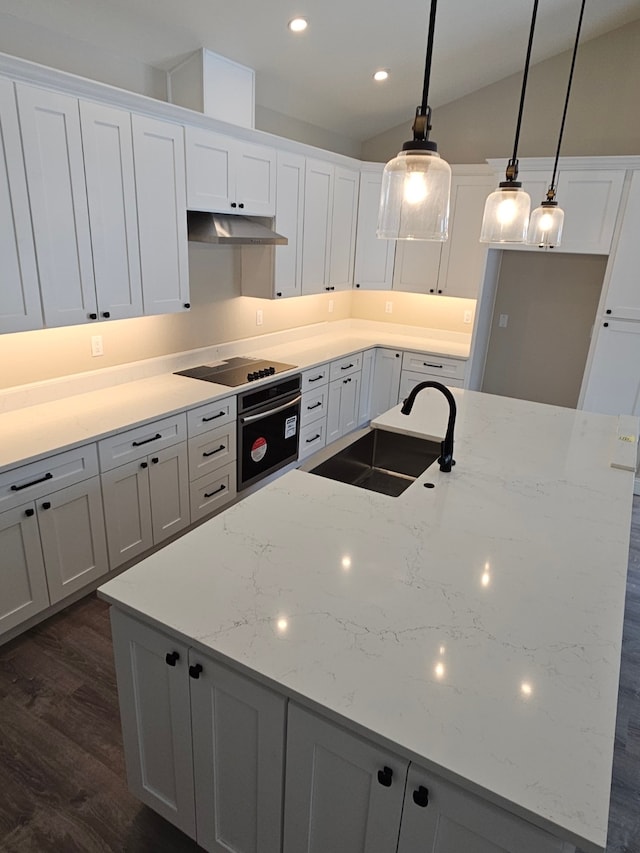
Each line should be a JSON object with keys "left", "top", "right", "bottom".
{"left": 187, "top": 210, "right": 287, "bottom": 245}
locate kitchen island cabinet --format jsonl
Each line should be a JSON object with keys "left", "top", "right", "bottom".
{"left": 99, "top": 388, "right": 638, "bottom": 853}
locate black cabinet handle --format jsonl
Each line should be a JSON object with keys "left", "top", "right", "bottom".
{"left": 429, "top": 288, "right": 435, "bottom": 294}
{"left": 184, "top": 302, "right": 191, "bottom": 309}
{"left": 395, "top": 353, "right": 400, "bottom": 358}
{"left": 325, "top": 286, "right": 335, "bottom": 291}
{"left": 189, "top": 663, "right": 203, "bottom": 679}
{"left": 165, "top": 651, "right": 180, "bottom": 666}
{"left": 238, "top": 203, "right": 244, "bottom": 209}
{"left": 423, "top": 363, "right": 443, "bottom": 369}
{"left": 305, "top": 433, "right": 321, "bottom": 443}
{"left": 308, "top": 375, "right": 324, "bottom": 383}
{"left": 204, "top": 484, "right": 226, "bottom": 498}
{"left": 25, "top": 508, "right": 35, "bottom": 518}
{"left": 132, "top": 433, "right": 162, "bottom": 447}
{"left": 343, "top": 377, "right": 352, "bottom": 384}
{"left": 438, "top": 289, "right": 443, "bottom": 294}
{"left": 102, "top": 311, "right": 111, "bottom": 318}
{"left": 603, "top": 322, "right": 609, "bottom": 327}
{"left": 355, "top": 283, "right": 361, "bottom": 288}
{"left": 413, "top": 785, "right": 429, "bottom": 807}
{"left": 606, "top": 309, "right": 611, "bottom": 314}
{"left": 140, "top": 461, "right": 148, "bottom": 469}
{"left": 89, "top": 312, "right": 98, "bottom": 320}
{"left": 377, "top": 766, "right": 393, "bottom": 787}
{"left": 151, "top": 457, "right": 159, "bottom": 464}
{"left": 340, "top": 364, "right": 354, "bottom": 370}
{"left": 202, "top": 411, "right": 225, "bottom": 422}
{"left": 11, "top": 471, "right": 53, "bottom": 492}
{"left": 41, "top": 501, "right": 51, "bottom": 511}
{"left": 203, "top": 444, "right": 225, "bottom": 457}
{"left": 276, "top": 291, "right": 282, "bottom": 297}
{"left": 306, "top": 402, "right": 322, "bottom": 410}
{"left": 230, "top": 202, "right": 237, "bottom": 208}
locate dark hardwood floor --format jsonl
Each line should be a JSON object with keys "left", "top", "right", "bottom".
{"left": 0, "top": 497, "right": 639, "bottom": 853}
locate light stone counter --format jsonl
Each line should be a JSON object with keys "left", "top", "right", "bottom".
{"left": 0, "top": 322, "right": 469, "bottom": 473}
{"left": 98, "top": 388, "right": 638, "bottom": 853}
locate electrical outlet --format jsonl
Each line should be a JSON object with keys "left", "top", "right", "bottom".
{"left": 385, "top": 301, "right": 393, "bottom": 314}
{"left": 463, "top": 310, "right": 472, "bottom": 324}
{"left": 499, "top": 313, "right": 509, "bottom": 328}
{"left": 91, "top": 335, "right": 103, "bottom": 357}
{"left": 328, "top": 299, "right": 334, "bottom": 313}
{"left": 256, "top": 309, "right": 263, "bottom": 326}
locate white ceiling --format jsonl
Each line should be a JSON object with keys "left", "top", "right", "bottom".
{"left": 2, "top": 0, "right": 640, "bottom": 141}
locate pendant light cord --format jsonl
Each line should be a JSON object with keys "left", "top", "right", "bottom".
{"left": 548, "top": 0, "right": 586, "bottom": 198}
{"left": 420, "top": 0, "right": 438, "bottom": 115}
{"left": 507, "top": 0, "right": 539, "bottom": 179}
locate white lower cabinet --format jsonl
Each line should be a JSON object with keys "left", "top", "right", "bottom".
{"left": 187, "top": 397, "right": 238, "bottom": 523}
{"left": 371, "top": 349, "right": 402, "bottom": 419}
{"left": 0, "top": 502, "right": 49, "bottom": 633}
{"left": 110, "top": 608, "right": 285, "bottom": 853}
{"left": 399, "top": 351, "right": 466, "bottom": 400}
{"left": 326, "top": 372, "right": 361, "bottom": 444}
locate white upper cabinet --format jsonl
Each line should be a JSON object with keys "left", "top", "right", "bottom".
{"left": 185, "top": 127, "right": 276, "bottom": 216}
{"left": 274, "top": 151, "right": 305, "bottom": 298}
{"left": 353, "top": 166, "right": 396, "bottom": 291}
{"left": 0, "top": 78, "right": 42, "bottom": 334}
{"left": 393, "top": 239, "right": 442, "bottom": 294}
{"left": 328, "top": 166, "right": 359, "bottom": 290}
{"left": 301, "top": 158, "right": 333, "bottom": 295}
{"left": 132, "top": 115, "right": 190, "bottom": 315}
{"left": 17, "top": 83, "right": 97, "bottom": 328}
{"left": 601, "top": 170, "right": 640, "bottom": 317}
{"left": 555, "top": 169, "right": 625, "bottom": 254}
{"left": 79, "top": 100, "right": 143, "bottom": 321}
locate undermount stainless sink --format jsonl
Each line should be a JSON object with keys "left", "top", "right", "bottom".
{"left": 308, "top": 429, "right": 441, "bottom": 497}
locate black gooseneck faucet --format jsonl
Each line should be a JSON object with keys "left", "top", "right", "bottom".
{"left": 400, "top": 381, "right": 457, "bottom": 472}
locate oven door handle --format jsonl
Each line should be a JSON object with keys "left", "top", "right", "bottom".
{"left": 239, "top": 394, "right": 302, "bottom": 425}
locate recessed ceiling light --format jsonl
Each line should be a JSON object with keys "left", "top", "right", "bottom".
{"left": 288, "top": 17, "right": 308, "bottom": 33}
{"left": 373, "top": 69, "right": 389, "bottom": 82}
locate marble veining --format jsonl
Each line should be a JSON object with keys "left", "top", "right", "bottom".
{"left": 99, "top": 389, "right": 638, "bottom": 853}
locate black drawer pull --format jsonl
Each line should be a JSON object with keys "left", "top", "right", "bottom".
{"left": 165, "top": 651, "right": 180, "bottom": 666}
{"left": 151, "top": 457, "right": 159, "bottom": 464}
{"left": 340, "top": 363, "right": 354, "bottom": 370}
{"left": 230, "top": 202, "right": 237, "bottom": 208}
{"left": 343, "top": 377, "right": 352, "bottom": 384}
{"left": 140, "top": 461, "right": 148, "bottom": 469}
{"left": 89, "top": 312, "right": 98, "bottom": 320}
{"left": 377, "top": 766, "right": 393, "bottom": 787}
{"left": 305, "top": 433, "right": 321, "bottom": 443}
{"left": 11, "top": 472, "right": 53, "bottom": 492}
{"left": 308, "top": 375, "right": 324, "bottom": 383}
{"left": 202, "top": 411, "right": 226, "bottom": 422}
{"left": 24, "top": 508, "right": 35, "bottom": 518}
{"left": 189, "top": 663, "right": 203, "bottom": 679}
{"left": 306, "top": 402, "right": 322, "bottom": 410}
{"left": 413, "top": 786, "right": 429, "bottom": 807}
{"left": 204, "top": 484, "right": 226, "bottom": 498}
{"left": 132, "top": 433, "right": 162, "bottom": 447}
{"left": 203, "top": 445, "right": 225, "bottom": 458}
{"left": 102, "top": 311, "right": 111, "bottom": 318}
{"left": 41, "top": 501, "right": 51, "bottom": 511}
{"left": 423, "top": 363, "right": 443, "bottom": 369}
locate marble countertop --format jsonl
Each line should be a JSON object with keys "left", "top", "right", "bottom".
{"left": 0, "top": 324, "right": 468, "bottom": 473}
{"left": 98, "top": 388, "right": 638, "bottom": 853}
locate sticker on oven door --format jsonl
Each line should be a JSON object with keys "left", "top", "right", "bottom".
{"left": 251, "top": 437, "right": 267, "bottom": 462}
{"left": 284, "top": 415, "right": 297, "bottom": 439}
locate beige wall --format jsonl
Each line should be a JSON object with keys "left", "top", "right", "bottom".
{"left": 254, "top": 105, "right": 361, "bottom": 160}
{"left": 351, "top": 291, "right": 474, "bottom": 334}
{"left": 363, "top": 19, "right": 640, "bottom": 165}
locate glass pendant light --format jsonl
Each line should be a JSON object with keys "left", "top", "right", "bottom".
{"left": 377, "top": 0, "right": 451, "bottom": 241}
{"left": 527, "top": 0, "right": 585, "bottom": 248}
{"left": 480, "top": 0, "right": 539, "bottom": 244}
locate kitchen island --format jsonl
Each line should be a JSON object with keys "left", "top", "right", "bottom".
{"left": 98, "top": 388, "right": 638, "bottom": 853}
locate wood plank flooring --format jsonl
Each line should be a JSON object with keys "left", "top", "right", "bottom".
{"left": 0, "top": 497, "right": 638, "bottom": 853}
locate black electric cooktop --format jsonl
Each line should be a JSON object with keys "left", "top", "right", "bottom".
{"left": 175, "top": 357, "right": 298, "bottom": 387}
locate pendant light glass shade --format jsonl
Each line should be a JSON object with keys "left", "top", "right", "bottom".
{"left": 479, "top": 185, "right": 531, "bottom": 243}
{"left": 377, "top": 149, "right": 451, "bottom": 240}
{"left": 527, "top": 202, "right": 564, "bottom": 247}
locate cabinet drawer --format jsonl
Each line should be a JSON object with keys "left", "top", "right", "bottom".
{"left": 187, "top": 395, "right": 237, "bottom": 437}
{"left": 0, "top": 444, "right": 99, "bottom": 513}
{"left": 190, "top": 461, "right": 237, "bottom": 523}
{"left": 401, "top": 351, "right": 466, "bottom": 382}
{"left": 329, "top": 352, "right": 363, "bottom": 382}
{"left": 188, "top": 423, "right": 237, "bottom": 480}
{"left": 301, "top": 388, "right": 329, "bottom": 427}
{"left": 298, "top": 421, "right": 327, "bottom": 460}
{"left": 99, "top": 414, "right": 187, "bottom": 471}
{"left": 301, "top": 364, "right": 330, "bottom": 392}
{"left": 399, "top": 370, "right": 463, "bottom": 402}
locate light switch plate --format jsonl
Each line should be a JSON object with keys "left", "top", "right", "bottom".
{"left": 91, "top": 335, "right": 103, "bottom": 357}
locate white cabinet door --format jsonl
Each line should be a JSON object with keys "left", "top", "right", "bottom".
{"left": 102, "top": 457, "right": 153, "bottom": 569}
{"left": 148, "top": 443, "right": 190, "bottom": 545}
{"left": 301, "top": 158, "right": 333, "bottom": 295}
{"left": 397, "top": 764, "right": 569, "bottom": 853}
{"left": 37, "top": 476, "right": 108, "bottom": 604}
{"left": 0, "top": 77, "right": 42, "bottom": 334}
{"left": 284, "top": 703, "right": 408, "bottom": 853}
{"left": 439, "top": 174, "right": 494, "bottom": 298}
{"left": 274, "top": 151, "right": 305, "bottom": 298}
{"left": 353, "top": 167, "right": 396, "bottom": 291}
{"left": 0, "top": 503, "right": 49, "bottom": 634}
{"left": 17, "top": 83, "right": 97, "bottom": 327}
{"left": 581, "top": 319, "right": 640, "bottom": 417}
{"left": 371, "top": 349, "right": 403, "bottom": 418}
{"left": 357, "top": 348, "right": 376, "bottom": 425}
{"left": 340, "top": 372, "right": 361, "bottom": 435}
{"left": 235, "top": 141, "right": 276, "bottom": 216}
{"left": 79, "top": 100, "right": 142, "bottom": 321}
{"left": 132, "top": 115, "right": 190, "bottom": 315}
{"left": 602, "top": 170, "right": 640, "bottom": 317}
{"left": 109, "top": 609, "right": 196, "bottom": 839}
{"left": 328, "top": 166, "right": 359, "bottom": 290}
{"left": 326, "top": 378, "right": 343, "bottom": 445}
{"left": 393, "top": 240, "right": 442, "bottom": 294}
{"left": 185, "top": 126, "right": 234, "bottom": 212}
{"left": 190, "top": 653, "right": 286, "bottom": 853}
{"left": 556, "top": 169, "right": 625, "bottom": 255}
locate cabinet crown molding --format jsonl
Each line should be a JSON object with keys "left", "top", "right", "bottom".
{"left": 487, "top": 155, "right": 640, "bottom": 173}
